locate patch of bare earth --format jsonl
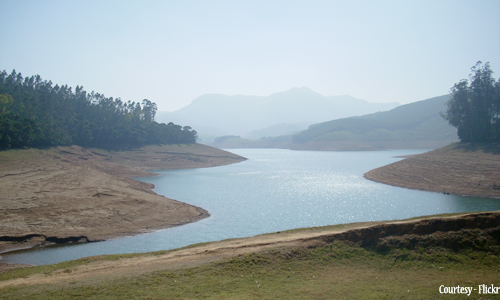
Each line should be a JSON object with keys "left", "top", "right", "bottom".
{"left": 0, "top": 144, "right": 246, "bottom": 254}
{"left": 364, "top": 143, "right": 500, "bottom": 198}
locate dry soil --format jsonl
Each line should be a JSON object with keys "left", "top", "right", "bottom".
{"left": 0, "top": 144, "right": 246, "bottom": 253}
{"left": 364, "top": 143, "right": 500, "bottom": 198}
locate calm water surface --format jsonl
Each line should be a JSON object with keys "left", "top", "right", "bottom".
{"left": 3, "top": 148, "right": 500, "bottom": 265}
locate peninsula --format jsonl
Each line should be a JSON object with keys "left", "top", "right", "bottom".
{"left": 364, "top": 143, "right": 500, "bottom": 198}
{"left": 0, "top": 144, "right": 246, "bottom": 253}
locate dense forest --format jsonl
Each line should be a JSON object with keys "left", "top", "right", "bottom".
{"left": 0, "top": 70, "right": 197, "bottom": 150}
{"left": 443, "top": 61, "right": 500, "bottom": 143}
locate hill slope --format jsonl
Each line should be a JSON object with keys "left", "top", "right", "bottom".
{"left": 156, "top": 87, "right": 399, "bottom": 142}
{"left": 288, "top": 94, "right": 458, "bottom": 150}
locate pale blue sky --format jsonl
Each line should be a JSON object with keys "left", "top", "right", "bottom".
{"left": 1, "top": 0, "right": 499, "bottom": 111}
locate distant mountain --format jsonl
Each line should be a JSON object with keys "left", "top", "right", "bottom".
{"left": 245, "top": 122, "right": 310, "bottom": 140}
{"left": 289, "top": 94, "right": 458, "bottom": 150}
{"left": 212, "top": 94, "right": 458, "bottom": 150}
{"left": 156, "top": 87, "right": 400, "bottom": 142}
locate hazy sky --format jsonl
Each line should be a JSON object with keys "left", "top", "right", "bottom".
{"left": 1, "top": 0, "right": 499, "bottom": 111}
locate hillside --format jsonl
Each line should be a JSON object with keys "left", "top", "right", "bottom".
{"left": 288, "top": 94, "right": 458, "bottom": 150}
{"left": 156, "top": 87, "right": 399, "bottom": 142}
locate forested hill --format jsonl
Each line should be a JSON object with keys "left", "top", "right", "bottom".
{"left": 0, "top": 70, "right": 197, "bottom": 150}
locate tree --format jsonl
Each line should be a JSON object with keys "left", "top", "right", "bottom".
{"left": 443, "top": 61, "right": 500, "bottom": 143}
{"left": 141, "top": 99, "right": 157, "bottom": 122}
{"left": 0, "top": 94, "right": 15, "bottom": 113}
{"left": 0, "top": 70, "right": 198, "bottom": 149}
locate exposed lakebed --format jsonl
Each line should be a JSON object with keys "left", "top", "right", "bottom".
{"left": 3, "top": 148, "right": 500, "bottom": 265}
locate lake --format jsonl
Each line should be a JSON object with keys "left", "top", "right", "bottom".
{"left": 2, "top": 148, "right": 500, "bottom": 265}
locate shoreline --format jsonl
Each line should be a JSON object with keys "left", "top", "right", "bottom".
{"left": 364, "top": 143, "right": 500, "bottom": 199}
{"left": 0, "top": 144, "right": 246, "bottom": 256}
{"left": 1, "top": 210, "right": 499, "bottom": 287}
{"left": 3, "top": 143, "right": 499, "bottom": 270}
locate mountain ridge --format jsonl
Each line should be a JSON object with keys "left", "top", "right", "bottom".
{"left": 212, "top": 94, "right": 458, "bottom": 150}
{"left": 156, "top": 87, "right": 400, "bottom": 142}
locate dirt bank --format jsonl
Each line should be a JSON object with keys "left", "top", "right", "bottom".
{"left": 1, "top": 211, "right": 498, "bottom": 287}
{"left": 0, "top": 144, "right": 246, "bottom": 253}
{"left": 364, "top": 143, "right": 500, "bottom": 198}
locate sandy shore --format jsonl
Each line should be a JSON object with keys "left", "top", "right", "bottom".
{"left": 0, "top": 144, "right": 246, "bottom": 253}
{"left": 364, "top": 143, "right": 500, "bottom": 198}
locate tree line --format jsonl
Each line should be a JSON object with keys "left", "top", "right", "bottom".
{"left": 444, "top": 61, "right": 500, "bottom": 143}
{"left": 0, "top": 70, "right": 197, "bottom": 150}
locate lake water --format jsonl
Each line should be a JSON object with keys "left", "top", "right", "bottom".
{"left": 2, "top": 148, "right": 500, "bottom": 265}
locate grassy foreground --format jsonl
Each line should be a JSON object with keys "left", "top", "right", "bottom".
{"left": 1, "top": 213, "right": 499, "bottom": 299}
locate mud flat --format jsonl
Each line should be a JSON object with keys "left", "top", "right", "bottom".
{"left": 364, "top": 143, "right": 500, "bottom": 198}
{"left": 0, "top": 144, "right": 246, "bottom": 254}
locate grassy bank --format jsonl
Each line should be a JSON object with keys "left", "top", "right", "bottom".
{"left": 1, "top": 212, "right": 499, "bottom": 299}
{"left": 1, "top": 243, "right": 498, "bottom": 299}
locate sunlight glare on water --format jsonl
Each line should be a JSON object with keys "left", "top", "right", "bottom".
{"left": 3, "top": 148, "right": 500, "bottom": 265}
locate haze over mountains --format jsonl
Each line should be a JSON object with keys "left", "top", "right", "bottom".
{"left": 156, "top": 87, "right": 399, "bottom": 142}
{"left": 213, "top": 94, "right": 458, "bottom": 150}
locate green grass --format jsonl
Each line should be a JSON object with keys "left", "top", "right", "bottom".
{"left": 2, "top": 212, "right": 498, "bottom": 299}
{"left": 1, "top": 241, "right": 499, "bottom": 299}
